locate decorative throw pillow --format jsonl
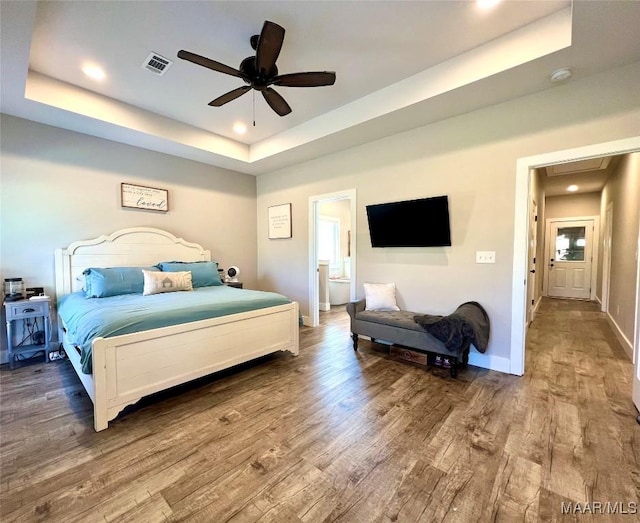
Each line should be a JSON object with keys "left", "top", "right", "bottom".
{"left": 83, "top": 266, "right": 160, "bottom": 298}
{"left": 156, "top": 261, "right": 223, "bottom": 287}
{"left": 364, "top": 282, "right": 400, "bottom": 311}
{"left": 142, "top": 269, "right": 193, "bottom": 296}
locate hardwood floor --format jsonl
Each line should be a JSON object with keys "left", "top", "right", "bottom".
{"left": 1, "top": 299, "right": 638, "bottom": 522}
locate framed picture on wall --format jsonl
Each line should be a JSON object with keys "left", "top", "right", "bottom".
{"left": 121, "top": 183, "right": 169, "bottom": 212}
{"left": 268, "top": 203, "right": 292, "bottom": 239}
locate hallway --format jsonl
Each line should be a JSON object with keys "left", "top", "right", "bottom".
{"left": 521, "top": 297, "right": 638, "bottom": 514}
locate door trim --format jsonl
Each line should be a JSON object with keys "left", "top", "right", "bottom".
{"left": 511, "top": 136, "right": 640, "bottom": 376}
{"left": 542, "top": 215, "right": 599, "bottom": 301}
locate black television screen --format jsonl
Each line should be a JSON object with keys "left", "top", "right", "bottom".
{"left": 366, "top": 195, "right": 451, "bottom": 247}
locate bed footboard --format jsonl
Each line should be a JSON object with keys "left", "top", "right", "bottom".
{"left": 91, "top": 301, "right": 299, "bottom": 431}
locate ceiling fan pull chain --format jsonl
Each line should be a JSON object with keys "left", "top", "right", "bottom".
{"left": 253, "top": 90, "right": 256, "bottom": 127}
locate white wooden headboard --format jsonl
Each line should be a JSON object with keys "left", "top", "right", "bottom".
{"left": 54, "top": 227, "right": 211, "bottom": 300}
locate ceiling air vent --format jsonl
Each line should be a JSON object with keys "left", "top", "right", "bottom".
{"left": 142, "top": 52, "right": 172, "bottom": 76}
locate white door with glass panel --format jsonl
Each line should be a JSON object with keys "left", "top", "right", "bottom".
{"left": 546, "top": 219, "right": 593, "bottom": 299}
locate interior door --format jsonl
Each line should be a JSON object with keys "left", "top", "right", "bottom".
{"left": 547, "top": 219, "right": 593, "bottom": 299}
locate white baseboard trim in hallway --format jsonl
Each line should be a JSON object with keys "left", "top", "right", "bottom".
{"left": 607, "top": 312, "right": 633, "bottom": 360}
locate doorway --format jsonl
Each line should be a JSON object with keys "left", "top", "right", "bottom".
{"left": 510, "top": 136, "right": 640, "bottom": 376}
{"left": 307, "top": 189, "right": 356, "bottom": 327}
{"left": 544, "top": 217, "right": 597, "bottom": 300}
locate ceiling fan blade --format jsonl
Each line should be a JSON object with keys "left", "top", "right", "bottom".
{"left": 273, "top": 71, "right": 336, "bottom": 87}
{"left": 208, "top": 86, "right": 252, "bottom": 107}
{"left": 256, "top": 21, "right": 285, "bottom": 75}
{"left": 177, "top": 50, "right": 243, "bottom": 79}
{"left": 262, "top": 88, "right": 291, "bottom": 116}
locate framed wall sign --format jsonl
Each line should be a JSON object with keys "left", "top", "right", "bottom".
{"left": 121, "top": 183, "right": 168, "bottom": 212}
{"left": 268, "top": 203, "right": 292, "bottom": 239}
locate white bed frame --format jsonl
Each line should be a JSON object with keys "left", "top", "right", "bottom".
{"left": 54, "top": 227, "right": 299, "bottom": 431}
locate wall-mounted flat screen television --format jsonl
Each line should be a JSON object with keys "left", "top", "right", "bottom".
{"left": 366, "top": 195, "right": 451, "bottom": 247}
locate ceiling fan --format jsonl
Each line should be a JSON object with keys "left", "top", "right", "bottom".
{"left": 177, "top": 21, "right": 336, "bottom": 117}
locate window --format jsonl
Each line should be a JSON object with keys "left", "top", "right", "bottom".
{"left": 318, "top": 216, "right": 341, "bottom": 271}
{"left": 555, "top": 226, "right": 586, "bottom": 261}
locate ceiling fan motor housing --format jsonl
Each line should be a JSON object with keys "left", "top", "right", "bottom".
{"left": 240, "top": 56, "right": 278, "bottom": 89}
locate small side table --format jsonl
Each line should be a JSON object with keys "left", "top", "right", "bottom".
{"left": 226, "top": 282, "right": 244, "bottom": 289}
{"left": 4, "top": 298, "right": 51, "bottom": 369}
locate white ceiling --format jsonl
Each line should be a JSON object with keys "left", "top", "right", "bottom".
{"left": 2, "top": 1, "right": 640, "bottom": 175}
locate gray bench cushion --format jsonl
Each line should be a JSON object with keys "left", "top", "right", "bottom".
{"left": 356, "top": 310, "right": 425, "bottom": 332}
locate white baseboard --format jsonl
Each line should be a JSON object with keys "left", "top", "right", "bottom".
{"left": 533, "top": 296, "right": 542, "bottom": 315}
{"left": 606, "top": 312, "right": 633, "bottom": 360}
{"left": 468, "top": 352, "right": 512, "bottom": 374}
{"left": 302, "top": 315, "right": 311, "bottom": 327}
{"left": 595, "top": 295, "right": 602, "bottom": 306}
{"left": 319, "top": 302, "right": 330, "bottom": 312}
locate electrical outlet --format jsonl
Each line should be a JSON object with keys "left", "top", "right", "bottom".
{"left": 476, "top": 251, "right": 496, "bottom": 264}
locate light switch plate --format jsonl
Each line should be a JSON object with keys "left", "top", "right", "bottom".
{"left": 476, "top": 251, "right": 496, "bottom": 264}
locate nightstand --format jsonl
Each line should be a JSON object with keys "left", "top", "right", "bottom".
{"left": 4, "top": 298, "right": 51, "bottom": 369}
{"left": 226, "top": 282, "right": 243, "bottom": 289}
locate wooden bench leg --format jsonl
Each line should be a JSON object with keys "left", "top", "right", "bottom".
{"left": 450, "top": 357, "right": 458, "bottom": 379}
{"left": 461, "top": 348, "right": 469, "bottom": 367}
{"left": 352, "top": 333, "right": 358, "bottom": 351}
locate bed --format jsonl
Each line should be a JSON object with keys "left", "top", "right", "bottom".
{"left": 54, "top": 227, "right": 299, "bottom": 431}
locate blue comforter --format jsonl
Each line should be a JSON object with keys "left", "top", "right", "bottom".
{"left": 58, "top": 286, "right": 291, "bottom": 374}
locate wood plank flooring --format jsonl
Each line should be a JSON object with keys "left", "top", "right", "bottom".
{"left": 1, "top": 298, "right": 638, "bottom": 522}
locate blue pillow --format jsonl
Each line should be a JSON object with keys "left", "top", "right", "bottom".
{"left": 83, "top": 266, "right": 159, "bottom": 298}
{"left": 157, "top": 261, "right": 222, "bottom": 287}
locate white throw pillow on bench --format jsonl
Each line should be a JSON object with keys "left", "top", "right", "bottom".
{"left": 364, "top": 282, "right": 400, "bottom": 311}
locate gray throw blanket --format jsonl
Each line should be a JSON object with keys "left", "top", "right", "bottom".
{"left": 413, "top": 301, "right": 490, "bottom": 353}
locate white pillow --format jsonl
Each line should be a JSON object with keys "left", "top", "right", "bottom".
{"left": 142, "top": 269, "right": 193, "bottom": 296}
{"left": 364, "top": 282, "right": 400, "bottom": 311}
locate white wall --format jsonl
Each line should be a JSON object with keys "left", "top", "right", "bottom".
{"left": 545, "top": 192, "right": 601, "bottom": 220}
{"left": 600, "top": 152, "right": 640, "bottom": 346}
{"left": 0, "top": 115, "right": 258, "bottom": 357}
{"left": 256, "top": 61, "right": 640, "bottom": 371}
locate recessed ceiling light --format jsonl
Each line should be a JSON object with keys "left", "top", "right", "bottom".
{"left": 550, "top": 67, "right": 572, "bottom": 83}
{"left": 82, "top": 65, "right": 106, "bottom": 81}
{"left": 477, "top": 0, "right": 502, "bottom": 9}
{"left": 567, "top": 185, "right": 579, "bottom": 192}
{"left": 233, "top": 122, "right": 247, "bottom": 135}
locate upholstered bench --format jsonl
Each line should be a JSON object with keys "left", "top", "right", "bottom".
{"left": 346, "top": 299, "right": 469, "bottom": 378}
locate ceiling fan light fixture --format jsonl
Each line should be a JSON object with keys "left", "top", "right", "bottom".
{"left": 550, "top": 67, "right": 572, "bottom": 83}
